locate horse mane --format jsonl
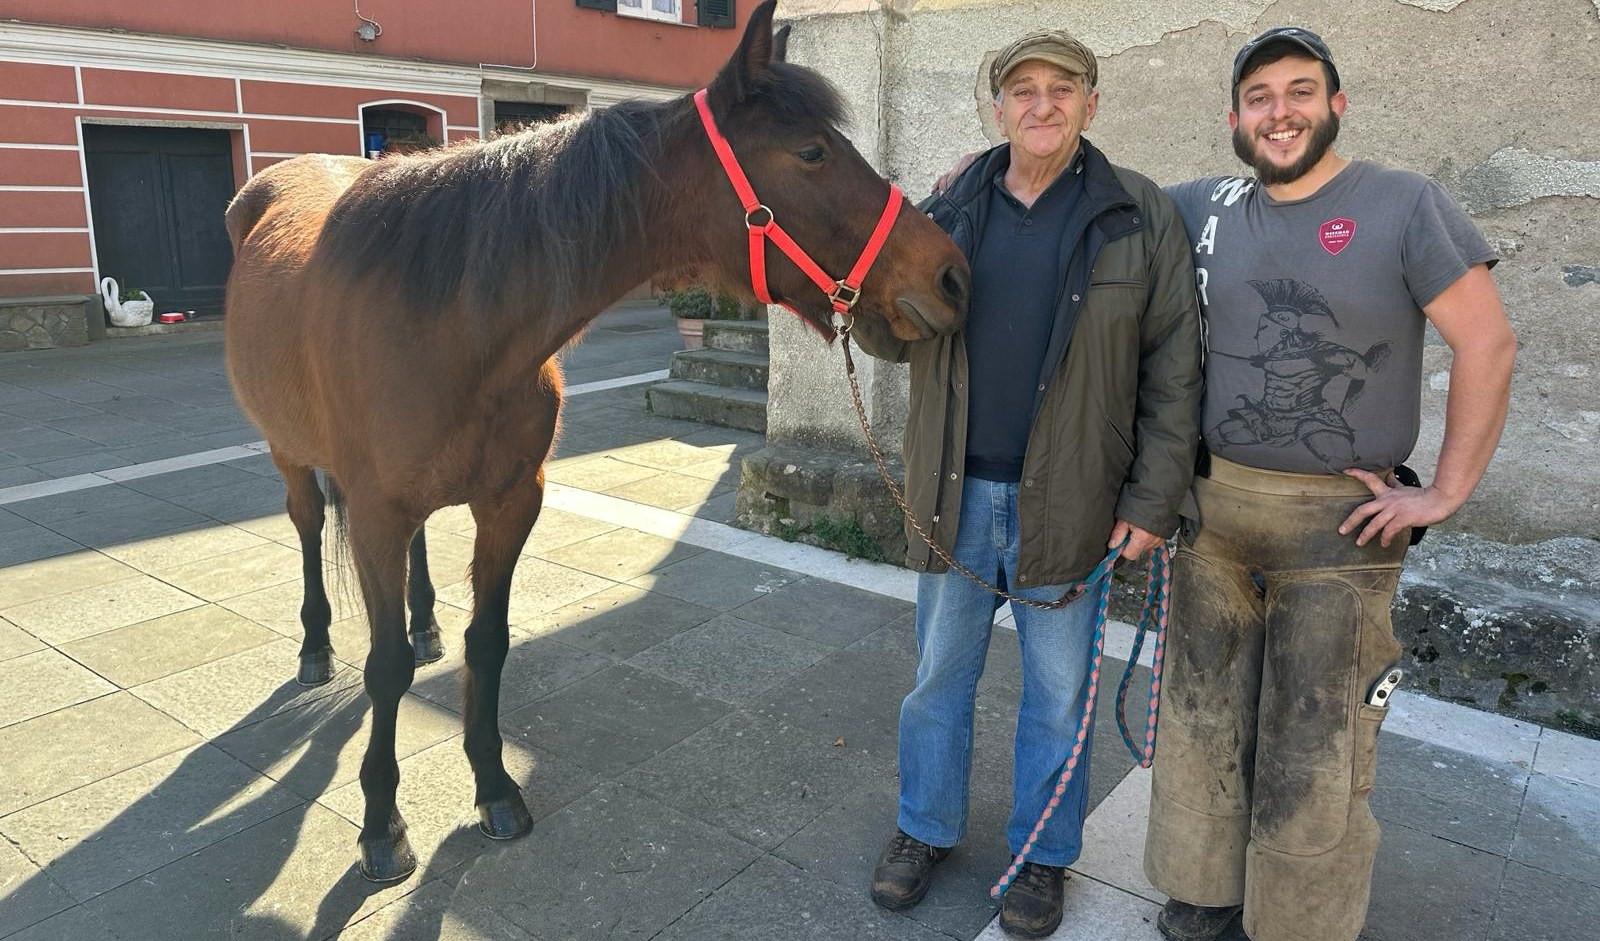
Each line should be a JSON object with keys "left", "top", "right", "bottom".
{"left": 317, "top": 62, "right": 849, "bottom": 318}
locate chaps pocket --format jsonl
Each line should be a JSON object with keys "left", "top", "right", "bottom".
{"left": 1353, "top": 704, "right": 1387, "bottom": 793}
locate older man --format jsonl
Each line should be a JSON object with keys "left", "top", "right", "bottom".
{"left": 851, "top": 29, "right": 1202, "bottom": 939}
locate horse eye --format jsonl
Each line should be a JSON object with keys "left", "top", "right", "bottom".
{"left": 796, "top": 146, "right": 826, "bottom": 164}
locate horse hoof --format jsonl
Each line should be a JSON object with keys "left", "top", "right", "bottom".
{"left": 296, "top": 647, "right": 335, "bottom": 686}
{"left": 358, "top": 831, "right": 418, "bottom": 883}
{"left": 477, "top": 794, "right": 533, "bottom": 840}
{"left": 411, "top": 621, "right": 444, "bottom": 665}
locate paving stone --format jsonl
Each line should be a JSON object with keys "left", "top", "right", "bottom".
{"left": 656, "top": 854, "right": 951, "bottom": 941}
{"left": 627, "top": 550, "right": 801, "bottom": 612}
{"left": 732, "top": 577, "right": 914, "bottom": 648}
{"left": 626, "top": 613, "right": 833, "bottom": 705}
{"left": 537, "top": 528, "right": 705, "bottom": 581}
{"left": 0, "top": 465, "right": 49, "bottom": 488}
{"left": 42, "top": 414, "right": 172, "bottom": 448}
{"left": 675, "top": 455, "right": 742, "bottom": 483}
{"left": 1069, "top": 766, "right": 1162, "bottom": 903}
{"left": 161, "top": 475, "right": 286, "bottom": 523}
{"left": 213, "top": 685, "right": 462, "bottom": 802}
{"left": 971, "top": 876, "right": 1164, "bottom": 941}
{"left": 438, "top": 558, "right": 618, "bottom": 628}
{"left": 233, "top": 510, "right": 302, "bottom": 544}
{"left": 0, "top": 507, "right": 34, "bottom": 534}
{"left": 413, "top": 531, "right": 476, "bottom": 592}
{"left": 29, "top": 451, "right": 132, "bottom": 478}
{"left": 149, "top": 541, "right": 305, "bottom": 602}
{"left": 0, "top": 744, "right": 302, "bottom": 901}
{"left": 132, "top": 638, "right": 362, "bottom": 738}
{"left": 80, "top": 803, "right": 412, "bottom": 941}
{"left": 1364, "top": 822, "right": 1505, "bottom": 941}
{"left": 519, "top": 584, "right": 718, "bottom": 660}
{"left": 97, "top": 521, "right": 269, "bottom": 572}
{"left": 544, "top": 455, "right": 663, "bottom": 491}
{"left": 1, "top": 904, "right": 122, "bottom": 941}
{"left": 58, "top": 604, "right": 278, "bottom": 688}
{"left": 1486, "top": 860, "right": 1600, "bottom": 941}
{"left": 622, "top": 710, "right": 898, "bottom": 850}
{"left": 0, "top": 614, "right": 43, "bottom": 662}
{"left": 0, "top": 648, "right": 115, "bottom": 730}
{"left": 0, "top": 834, "right": 75, "bottom": 937}
{"left": 752, "top": 646, "right": 913, "bottom": 760}
{"left": 410, "top": 634, "right": 611, "bottom": 719}
{"left": 4, "top": 434, "right": 104, "bottom": 464}
{"left": 116, "top": 462, "right": 262, "bottom": 500}
{"left": 0, "top": 549, "right": 135, "bottom": 610}
{"left": 448, "top": 782, "right": 762, "bottom": 941}
{"left": 336, "top": 877, "right": 538, "bottom": 941}
{"left": 602, "top": 438, "right": 725, "bottom": 471}
{"left": 319, "top": 733, "right": 601, "bottom": 876}
{"left": 847, "top": 611, "right": 1024, "bottom": 694}
{"left": 1371, "top": 732, "right": 1528, "bottom": 856}
{"left": 604, "top": 471, "right": 732, "bottom": 512}
{"left": 44, "top": 499, "right": 214, "bottom": 548}
{"left": 0, "top": 574, "right": 204, "bottom": 646}
{"left": 4, "top": 484, "right": 165, "bottom": 526}
{"left": 521, "top": 507, "right": 618, "bottom": 556}
{"left": 0, "top": 524, "right": 83, "bottom": 567}
{"left": 1511, "top": 772, "right": 1600, "bottom": 888}
{"left": 0, "top": 693, "right": 199, "bottom": 816}
{"left": 503, "top": 664, "right": 732, "bottom": 777}
{"left": 221, "top": 453, "right": 281, "bottom": 478}
{"left": 1533, "top": 727, "right": 1600, "bottom": 789}
{"left": 691, "top": 490, "right": 740, "bottom": 524}
{"left": 5, "top": 397, "right": 100, "bottom": 422}
{"left": 220, "top": 575, "right": 363, "bottom": 640}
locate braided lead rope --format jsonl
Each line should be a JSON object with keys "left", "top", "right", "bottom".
{"left": 989, "top": 544, "right": 1171, "bottom": 899}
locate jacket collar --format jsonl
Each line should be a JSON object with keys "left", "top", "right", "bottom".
{"left": 945, "top": 137, "right": 1140, "bottom": 234}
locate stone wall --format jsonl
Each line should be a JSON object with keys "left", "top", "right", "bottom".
{"left": 740, "top": 0, "right": 1600, "bottom": 731}
{"left": 0, "top": 296, "right": 91, "bottom": 351}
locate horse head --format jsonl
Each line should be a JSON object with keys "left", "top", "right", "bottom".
{"left": 695, "top": 0, "right": 969, "bottom": 341}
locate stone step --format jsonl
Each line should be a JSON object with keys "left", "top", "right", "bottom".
{"left": 704, "top": 320, "right": 769, "bottom": 354}
{"left": 668, "top": 348, "right": 769, "bottom": 391}
{"left": 645, "top": 380, "right": 767, "bottom": 433}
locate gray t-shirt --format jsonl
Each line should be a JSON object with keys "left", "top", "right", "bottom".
{"left": 1166, "top": 161, "right": 1496, "bottom": 474}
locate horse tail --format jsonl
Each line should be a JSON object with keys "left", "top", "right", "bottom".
{"left": 322, "top": 472, "right": 356, "bottom": 611}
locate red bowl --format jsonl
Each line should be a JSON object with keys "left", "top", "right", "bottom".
{"left": 158, "top": 312, "right": 186, "bottom": 323}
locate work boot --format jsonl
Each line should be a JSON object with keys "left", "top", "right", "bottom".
{"left": 1157, "top": 899, "right": 1243, "bottom": 941}
{"left": 869, "top": 829, "right": 952, "bottom": 911}
{"left": 999, "top": 862, "right": 1067, "bottom": 939}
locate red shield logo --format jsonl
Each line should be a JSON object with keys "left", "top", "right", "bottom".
{"left": 1319, "top": 217, "right": 1356, "bottom": 255}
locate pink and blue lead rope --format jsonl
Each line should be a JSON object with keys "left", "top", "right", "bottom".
{"left": 989, "top": 542, "right": 1171, "bottom": 900}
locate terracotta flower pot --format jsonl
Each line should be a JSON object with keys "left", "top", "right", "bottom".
{"left": 676, "top": 317, "right": 705, "bottom": 349}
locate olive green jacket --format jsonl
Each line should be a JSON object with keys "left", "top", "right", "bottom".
{"left": 851, "top": 139, "right": 1202, "bottom": 585}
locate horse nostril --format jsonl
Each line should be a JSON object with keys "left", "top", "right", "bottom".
{"left": 939, "top": 265, "right": 971, "bottom": 313}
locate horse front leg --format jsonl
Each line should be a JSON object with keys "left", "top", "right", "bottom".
{"left": 274, "top": 458, "right": 336, "bottom": 686}
{"left": 347, "top": 497, "right": 422, "bottom": 882}
{"left": 463, "top": 472, "right": 545, "bottom": 840}
{"left": 407, "top": 528, "right": 445, "bottom": 665}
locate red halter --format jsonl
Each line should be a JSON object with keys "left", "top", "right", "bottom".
{"left": 693, "top": 88, "right": 903, "bottom": 322}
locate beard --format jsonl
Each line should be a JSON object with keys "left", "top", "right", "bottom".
{"left": 1233, "top": 112, "right": 1340, "bottom": 186}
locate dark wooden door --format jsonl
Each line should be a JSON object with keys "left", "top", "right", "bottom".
{"left": 84, "top": 125, "right": 235, "bottom": 318}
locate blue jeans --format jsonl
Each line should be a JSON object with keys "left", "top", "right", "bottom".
{"left": 897, "top": 476, "right": 1101, "bottom": 866}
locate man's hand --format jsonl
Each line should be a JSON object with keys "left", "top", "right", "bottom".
{"left": 1109, "top": 520, "right": 1163, "bottom": 561}
{"left": 1339, "top": 468, "right": 1463, "bottom": 547}
{"left": 933, "top": 150, "right": 984, "bottom": 194}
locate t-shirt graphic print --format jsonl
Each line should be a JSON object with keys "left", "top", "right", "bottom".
{"left": 1166, "top": 161, "right": 1497, "bottom": 474}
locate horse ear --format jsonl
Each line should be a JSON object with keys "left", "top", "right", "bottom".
{"left": 772, "top": 25, "right": 791, "bottom": 63}
{"left": 709, "top": 0, "right": 779, "bottom": 104}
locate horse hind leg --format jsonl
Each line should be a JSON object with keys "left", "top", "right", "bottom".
{"left": 406, "top": 528, "right": 445, "bottom": 665}
{"left": 461, "top": 472, "right": 547, "bottom": 841}
{"left": 275, "top": 457, "right": 336, "bottom": 686}
{"left": 345, "top": 494, "right": 422, "bottom": 883}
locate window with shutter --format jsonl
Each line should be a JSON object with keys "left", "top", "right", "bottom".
{"left": 575, "top": 0, "right": 618, "bottom": 12}
{"left": 698, "top": 0, "right": 735, "bottom": 28}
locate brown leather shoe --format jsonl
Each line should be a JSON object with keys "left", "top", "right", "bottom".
{"left": 1157, "top": 899, "right": 1242, "bottom": 941}
{"left": 999, "top": 862, "right": 1067, "bottom": 939}
{"left": 869, "top": 829, "right": 952, "bottom": 911}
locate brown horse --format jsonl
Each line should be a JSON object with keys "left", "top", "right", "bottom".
{"left": 222, "top": 0, "right": 968, "bottom": 883}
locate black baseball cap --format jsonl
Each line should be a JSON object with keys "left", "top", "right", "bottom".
{"left": 1231, "top": 26, "right": 1340, "bottom": 92}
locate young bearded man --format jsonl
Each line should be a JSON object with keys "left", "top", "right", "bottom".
{"left": 1144, "top": 27, "right": 1517, "bottom": 941}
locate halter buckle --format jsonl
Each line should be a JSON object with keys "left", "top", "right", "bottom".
{"left": 828, "top": 281, "right": 862, "bottom": 311}
{"left": 745, "top": 204, "right": 774, "bottom": 229}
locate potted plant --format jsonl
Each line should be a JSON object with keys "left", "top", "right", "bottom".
{"left": 661, "top": 285, "right": 757, "bottom": 349}
{"left": 99, "top": 277, "right": 154, "bottom": 327}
